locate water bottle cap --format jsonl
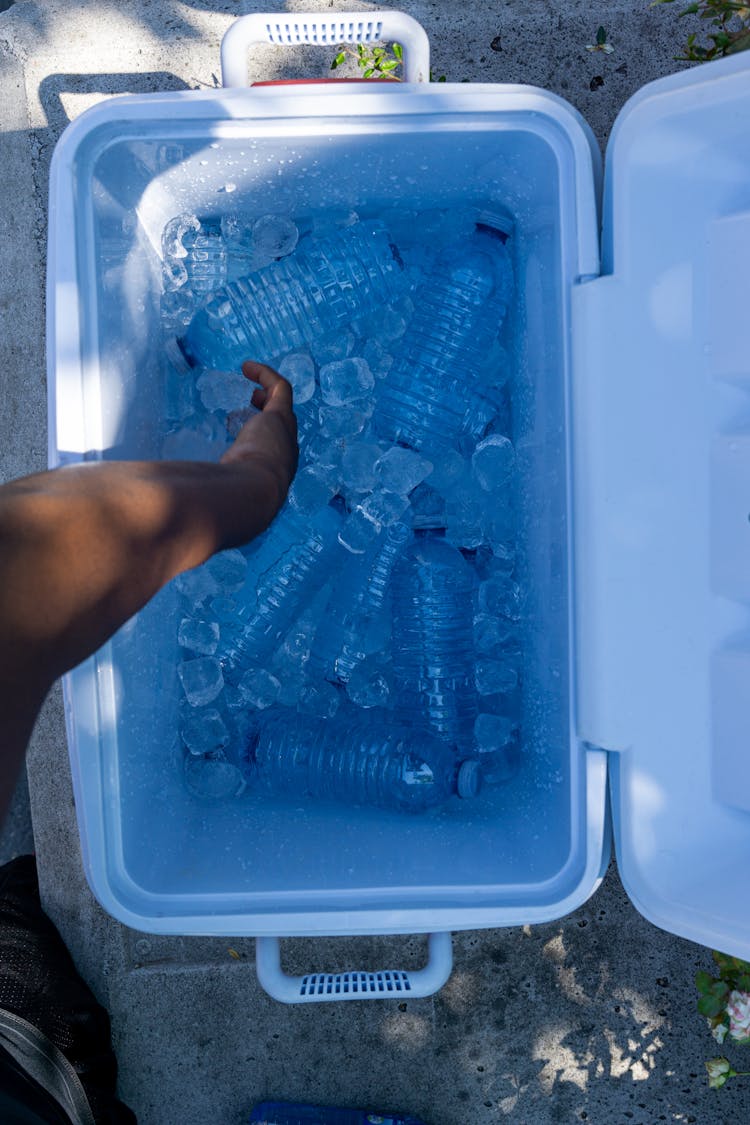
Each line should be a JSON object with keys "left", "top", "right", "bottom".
{"left": 457, "top": 759, "right": 482, "bottom": 799}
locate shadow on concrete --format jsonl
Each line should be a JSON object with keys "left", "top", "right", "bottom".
{"left": 38, "top": 69, "right": 191, "bottom": 132}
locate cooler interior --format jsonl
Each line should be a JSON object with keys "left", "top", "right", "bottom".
{"left": 59, "top": 98, "right": 594, "bottom": 931}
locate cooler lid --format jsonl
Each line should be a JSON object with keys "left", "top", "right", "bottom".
{"left": 573, "top": 51, "right": 750, "bottom": 955}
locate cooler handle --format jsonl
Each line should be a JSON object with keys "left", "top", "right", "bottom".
{"left": 255, "top": 932, "right": 452, "bottom": 1004}
{"left": 221, "top": 10, "right": 430, "bottom": 87}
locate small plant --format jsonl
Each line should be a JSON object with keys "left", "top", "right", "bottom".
{"left": 696, "top": 951, "right": 750, "bottom": 1087}
{"left": 586, "top": 26, "right": 615, "bottom": 53}
{"left": 651, "top": 0, "right": 750, "bottom": 61}
{"left": 330, "top": 41, "right": 404, "bottom": 80}
{"left": 330, "top": 43, "right": 448, "bottom": 82}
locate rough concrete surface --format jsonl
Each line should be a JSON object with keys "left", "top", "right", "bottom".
{"left": 0, "top": 0, "right": 749, "bottom": 1122}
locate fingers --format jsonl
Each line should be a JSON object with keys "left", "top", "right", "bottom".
{"left": 241, "top": 360, "right": 294, "bottom": 415}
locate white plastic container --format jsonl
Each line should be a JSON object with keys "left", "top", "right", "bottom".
{"left": 47, "top": 12, "right": 750, "bottom": 1002}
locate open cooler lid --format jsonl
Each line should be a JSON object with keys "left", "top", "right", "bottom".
{"left": 573, "top": 50, "right": 750, "bottom": 955}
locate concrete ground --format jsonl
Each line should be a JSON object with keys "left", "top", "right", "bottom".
{"left": 0, "top": 0, "right": 749, "bottom": 1122}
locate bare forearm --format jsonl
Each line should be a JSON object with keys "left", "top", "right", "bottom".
{"left": 0, "top": 361, "right": 297, "bottom": 825}
{"left": 0, "top": 457, "right": 286, "bottom": 692}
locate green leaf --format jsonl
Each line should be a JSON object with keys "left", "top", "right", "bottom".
{"left": 393, "top": 42, "right": 403, "bottom": 59}
{"left": 710, "top": 980, "right": 730, "bottom": 999}
{"left": 330, "top": 51, "right": 346, "bottom": 70}
{"left": 363, "top": 67, "right": 375, "bottom": 78}
{"left": 596, "top": 26, "right": 608, "bottom": 44}
{"left": 735, "top": 973, "right": 750, "bottom": 990}
{"left": 698, "top": 994, "right": 726, "bottom": 1018}
{"left": 726, "top": 30, "right": 750, "bottom": 52}
{"left": 696, "top": 971, "right": 715, "bottom": 993}
{"left": 381, "top": 59, "right": 399, "bottom": 71}
{"left": 357, "top": 43, "right": 366, "bottom": 58}
{"left": 680, "top": 2, "right": 701, "bottom": 13}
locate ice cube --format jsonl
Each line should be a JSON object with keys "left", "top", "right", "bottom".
{"left": 338, "top": 507, "right": 381, "bottom": 555}
{"left": 472, "top": 435, "right": 516, "bottom": 491}
{"left": 360, "top": 489, "right": 410, "bottom": 527}
{"left": 298, "top": 682, "right": 340, "bottom": 719}
{"left": 409, "top": 482, "right": 446, "bottom": 530}
{"left": 445, "top": 503, "right": 484, "bottom": 551}
{"left": 178, "top": 657, "right": 224, "bottom": 706}
{"left": 177, "top": 618, "right": 220, "bottom": 655}
{"left": 475, "top": 658, "right": 519, "bottom": 696}
{"left": 374, "top": 447, "right": 433, "bottom": 495}
{"left": 473, "top": 713, "right": 519, "bottom": 786}
{"left": 174, "top": 564, "right": 219, "bottom": 605}
{"left": 478, "top": 578, "right": 523, "bottom": 621}
{"left": 164, "top": 356, "right": 198, "bottom": 422}
{"left": 221, "top": 214, "right": 256, "bottom": 280}
{"left": 273, "top": 664, "right": 307, "bottom": 708}
{"left": 206, "top": 549, "right": 247, "bottom": 593}
{"left": 340, "top": 442, "right": 383, "bottom": 494}
{"left": 162, "top": 213, "right": 200, "bottom": 260}
{"left": 237, "top": 667, "right": 281, "bottom": 710}
{"left": 220, "top": 213, "right": 253, "bottom": 251}
{"left": 319, "top": 357, "right": 374, "bottom": 406}
{"left": 209, "top": 595, "right": 238, "bottom": 623}
{"left": 279, "top": 351, "right": 316, "bottom": 405}
{"left": 487, "top": 541, "right": 516, "bottom": 575}
{"left": 252, "top": 214, "right": 299, "bottom": 259}
{"left": 311, "top": 330, "right": 355, "bottom": 367}
{"left": 428, "top": 449, "right": 467, "bottom": 495}
{"left": 361, "top": 337, "right": 393, "bottom": 380}
{"left": 181, "top": 708, "right": 229, "bottom": 755}
{"left": 346, "top": 662, "right": 390, "bottom": 708}
{"left": 288, "top": 465, "right": 339, "bottom": 515}
{"left": 481, "top": 500, "right": 517, "bottom": 554}
{"left": 183, "top": 756, "right": 245, "bottom": 799}
{"left": 474, "top": 612, "right": 514, "bottom": 654}
{"left": 318, "top": 405, "right": 369, "bottom": 440}
{"left": 197, "top": 369, "right": 252, "bottom": 414}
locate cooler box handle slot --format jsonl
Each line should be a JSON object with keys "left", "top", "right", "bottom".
{"left": 255, "top": 932, "right": 452, "bottom": 1003}
{"left": 221, "top": 10, "right": 430, "bottom": 87}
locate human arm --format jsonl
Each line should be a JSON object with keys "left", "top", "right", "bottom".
{"left": 0, "top": 360, "right": 297, "bottom": 818}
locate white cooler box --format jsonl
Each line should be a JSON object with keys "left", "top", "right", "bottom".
{"left": 46, "top": 12, "right": 750, "bottom": 1002}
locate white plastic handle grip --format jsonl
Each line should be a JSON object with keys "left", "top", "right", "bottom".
{"left": 221, "top": 10, "right": 430, "bottom": 87}
{"left": 255, "top": 932, "right": 452, "bottom": 1004}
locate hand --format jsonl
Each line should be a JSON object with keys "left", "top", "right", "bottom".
{"left": 220, "top": 360, "right": 299, "bottom": 508}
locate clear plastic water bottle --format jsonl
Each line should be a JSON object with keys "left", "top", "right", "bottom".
{"left": 374, "top": 222, "right": 513, "bottom": 455}
{"left": 217, "top": 504, "right": 343, "bottom": 681}
{"left": 182, "top": 222, "right": 227, "bottom": 295}
{"left": 244, "top": 710, "right": 481, "bottom": 814}
{"left": 391, "top": 532, "right": 479, "bottom": 752}
{"left": 178, "top": 221, "right": 406, "bottom": 371}
{"left": 162, "top": 215, "right": 227, "bottom": 295}
{"left": 309, "top": 521, "right": 411, "bottom": 684}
